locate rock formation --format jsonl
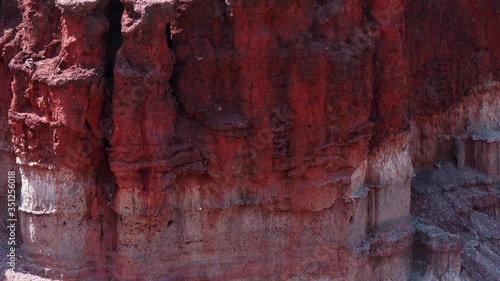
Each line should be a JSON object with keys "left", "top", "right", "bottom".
{"left": 0, "top": 0, "right": 498, "bottom": 280}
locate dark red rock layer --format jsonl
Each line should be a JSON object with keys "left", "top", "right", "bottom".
{"left": 407, "top": 0, "right": 500, "bottom": 170}
{"left": 0, "top": 0, "right": 498, "bottom": 280}
{"left": 406, "top": 0, "right": 500, "bottom": 118}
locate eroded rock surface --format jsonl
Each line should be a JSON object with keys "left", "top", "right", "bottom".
{"left": 0, "top": 0, "right": 498, "bottom": 280}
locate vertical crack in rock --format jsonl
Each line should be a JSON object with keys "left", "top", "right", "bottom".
{"left": 104, "top": 0, "right": 124, "bottom": 93}
{"left": 166, "top": 22, "right": 173, "bottom": 49}
{"left": 94, "top": 157, "right": 119, "bottom": 278}
{"left": 99, "top": 0, "right": 124, "bottom": 278}
{"left": 166, "top": 21, "right": 176, "bottom": 99}
{"left": 102, "top": 0, "right": 123, "bottom": 172}
{"left": 102, "top": 0, "right": 123, "bottom": 163}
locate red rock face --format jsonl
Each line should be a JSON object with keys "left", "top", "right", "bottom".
{"left": 406, "top": 0, "right": 500, "bottom": 118}
{"left": 0, "top": 0, "right": 21, "bottom": 230}
{"left": 0, "top": 0, "right": 498, "bottom": 280}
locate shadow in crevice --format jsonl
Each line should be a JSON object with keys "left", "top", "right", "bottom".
{"left": 99, "top": 1, "right": 123, "bottom": 279}
{"left": 166, "top": 22, "right": 173, "bottom": 49}
{"left": 104, "top": 0, "right": 124, "bottom": 93}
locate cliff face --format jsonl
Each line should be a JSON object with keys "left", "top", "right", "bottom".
{"left": 0, "top": 0, "right": 498, "bottom": 280}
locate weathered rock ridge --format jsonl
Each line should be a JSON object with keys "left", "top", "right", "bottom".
{"left": 0, "top": 0, "right": 498, "bottom": 280}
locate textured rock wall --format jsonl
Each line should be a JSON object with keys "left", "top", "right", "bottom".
{"left": 406, "top": 2, "right": 500, "bottom": 280}
{"left": 406, "top": 0, "right": 500, "bottom": 170}
{"left": 107, "top": 0, "right": 413, "bottom": 279}
{"left": 0, "top": 0, "right": 498, "bottom": 280}
{"left": 411, "top": 83, "right": 500, "bottom": 175}
{"left": 0, "top": 0, "right": 20, "bottom": 230}
{"left": 2, "top": 0, "right": 115, "bottom": 277}
{"left": 411, "top": 161, "right": 500, "bottom": 281}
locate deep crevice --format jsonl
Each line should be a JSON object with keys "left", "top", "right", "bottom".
{"left": 104, "top": 0, "right": 124, "bottom": 92}
{"left": 102, "top": 0, "right": 123, "bottom": 147}
{"left": 99, "top": 2, "right": 124, "bottom": 278}
{"left": 166, "top": 21, "right": 177, "bottom": 104}
{"left": 166, "top": 22, "right": 173, "bottom": 49}
{"left": 101, "top": 0, "right": 124, "bottom": 208}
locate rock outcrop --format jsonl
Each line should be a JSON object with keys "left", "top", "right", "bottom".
{"left": 0, "top": 0, "right": 498, "bottom": 280}
{"left": 412, "top": 161, "right": 500, "bottom": 281}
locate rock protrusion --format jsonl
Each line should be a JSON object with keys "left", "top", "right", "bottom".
{"left": 453, "top": 138, "right": 466, "bottom": 170}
